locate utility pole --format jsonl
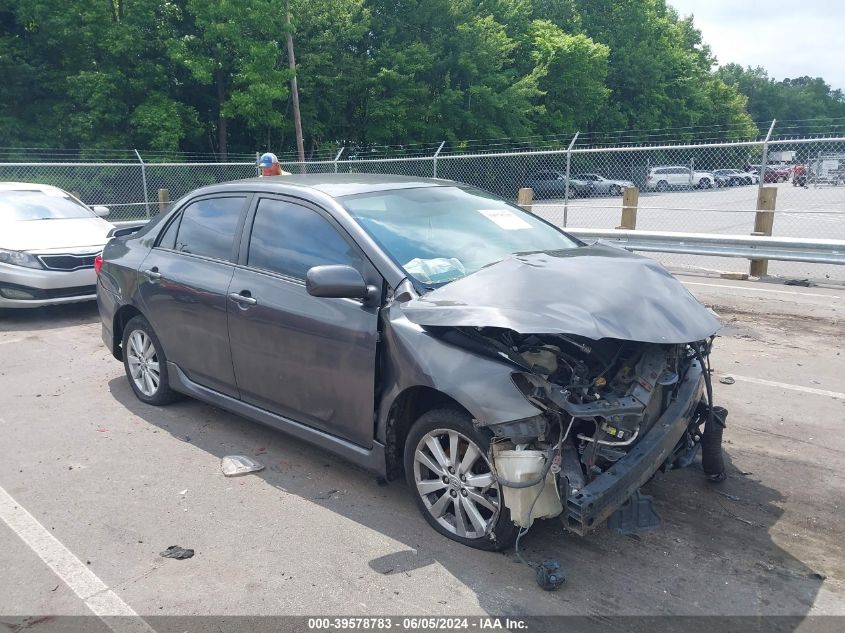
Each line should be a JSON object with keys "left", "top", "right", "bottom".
{"left": 285, "top": 0, "right": 305, "bottom": 167}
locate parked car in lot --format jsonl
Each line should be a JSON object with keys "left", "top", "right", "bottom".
{"left": 97, "top": 174, "right": 725, "bottom": 550}
{"left": 645, "top": 166, "right": 715, "bottom": 191}
{"left": 524, "top": 170, "right": 593, "bottom": 199}
{"left": 713, "top": 169, "right": 755, "bottom": 187}
{"left": 761, "top": 165, "right": 791, "bottom": 183}
{"left": 572, "top": 173, "right": 634, "bottom": 196}
{"left": 0, "top": 182, "right": 113, "bottom": 308}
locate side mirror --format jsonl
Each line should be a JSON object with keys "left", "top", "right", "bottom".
{"left": 306, "top": 265, "right": 377, "bottom": 301}
{"left": 92, "top": 205, "right": 110, "bottom": 217}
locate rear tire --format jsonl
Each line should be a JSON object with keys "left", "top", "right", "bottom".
{"left": 404, "top": 409, "right": 518, "bottom": 551}
{"left": 122, "top": 315, "right": 181, "bottom": 406}
{"left": 611, "top": 184, "right": 622, "bottom": 196}
{"left": 699, "top": 178, "right": 712, "bottom": 189}
{"left": 656, "top": 180, "right": 668, "bottom": 192}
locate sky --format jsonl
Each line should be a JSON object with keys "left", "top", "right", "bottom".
{"left": 668, "top": 0, "right": 845, "bottom": 90}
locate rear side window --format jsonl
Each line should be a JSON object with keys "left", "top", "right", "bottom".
{"left": 168, "top": 197, "right": 246, "bottom": 260}
{"left": 247, "top": 198, "right": 362, "bottom": 280}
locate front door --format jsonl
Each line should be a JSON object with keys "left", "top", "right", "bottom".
{"left": 138, "top": 194, "right": 250, "bottom": 397}
{"left": 226, "top": 196, "right": 381, "bottom": 447}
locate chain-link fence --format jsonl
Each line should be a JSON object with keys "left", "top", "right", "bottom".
{"left": 2, "top": 125, "right": 844, "bottom": 281}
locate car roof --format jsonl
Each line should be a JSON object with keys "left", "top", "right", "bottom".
{"left": 0, "top": 182, "right": 70, "bottom": 195}
{"left": 202, "top": 173, "right": 451, "bottom": 198}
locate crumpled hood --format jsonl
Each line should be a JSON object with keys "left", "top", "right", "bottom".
{"left": 401, "top": 245, "right": 720, "bottom": 344}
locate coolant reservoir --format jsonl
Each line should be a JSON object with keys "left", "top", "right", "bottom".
{"left": 494, "top": 448, "right": 563, "bottom": 528}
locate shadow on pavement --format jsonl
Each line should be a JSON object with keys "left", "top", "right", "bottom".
{"left": 0, "top": 301, "right": 100, "bottom": 333}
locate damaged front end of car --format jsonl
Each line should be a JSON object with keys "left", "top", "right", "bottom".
{"left": 400, "top": 248, "right": 728, "bottom": 536}
{"left": 471, "top": 329, "right": 726, "bottom": 535}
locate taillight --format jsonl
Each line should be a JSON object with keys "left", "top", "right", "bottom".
{"left": 94, "top": 254, "right": 103, "bottom": 275}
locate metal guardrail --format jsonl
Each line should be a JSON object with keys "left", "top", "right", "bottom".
{"left": 113, "top": 219, "right": 845, "bottom": 266}
{"left": 566, "top": 229, "right": 845, "bottom": 265}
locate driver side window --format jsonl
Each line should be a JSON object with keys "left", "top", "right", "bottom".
{"left": 246, "top": 198, "right": 363, "bottom": 280}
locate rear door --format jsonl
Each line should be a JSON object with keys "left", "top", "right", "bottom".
{"left": 138, "top": 194, "right": 250, "bottom": 397}
{"left": 226, "top": 196, "right": 382, "bottom": 447}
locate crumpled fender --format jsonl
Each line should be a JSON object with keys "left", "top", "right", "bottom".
{"left": 375, "top": 301, "right": 542, "bottom": 444}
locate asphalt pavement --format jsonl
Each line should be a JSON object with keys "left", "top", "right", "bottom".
{"left": 0, "top": 277, "right": 843, "bottom": 630}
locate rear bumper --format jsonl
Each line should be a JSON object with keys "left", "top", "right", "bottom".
{"left": 562, "top": 362, "right": 706, "bottom": 535}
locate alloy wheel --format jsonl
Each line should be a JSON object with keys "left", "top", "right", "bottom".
{"left": 412, "top": 429, "right": 501, "bottom": 539}
{"left": 126, "top": 329, "right": 161, "bottom": 397}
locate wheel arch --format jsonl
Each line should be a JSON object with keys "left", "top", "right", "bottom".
{"left": 383, "top": 386, "right": 472, "bottom": 480}
{"left": 111, "top": 304, "right": 145, "bottom": 360}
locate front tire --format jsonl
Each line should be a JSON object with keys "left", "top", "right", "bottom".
{"left": 404, "top": 409, "right": 518, "bottom": 551}
{"left": 122, "top": 315, "right": 181, "bottom": 405}
{"left": 699, "top": 178, "right": 712, "bottom": 189}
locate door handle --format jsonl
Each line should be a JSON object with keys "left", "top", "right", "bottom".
{"left": 229, "top": 292, "right": 258, "bottom": 306}
{"left": 142, "top": 268, "right": 161, "bottom": 280}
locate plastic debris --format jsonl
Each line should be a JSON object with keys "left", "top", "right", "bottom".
{"left": 221, "top": 455, "right": 264, "bottom": 477}
{"left": 160, "top": 545, "right": 194, "bottom": 560}
{"left": 535, "top": 560, "right": 565, "bottom": 591}
{"left": 719, "top": 375, "right": 736, "bottom": 384}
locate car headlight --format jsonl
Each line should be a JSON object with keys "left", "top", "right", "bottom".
{"left": 0, "top": 249, "right": 43, "bottom": 269}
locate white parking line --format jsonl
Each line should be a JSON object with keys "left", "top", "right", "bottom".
{"left": 0, "top": 486, "right": 155, "bottom": 633}
{"left": 683, "top": 281, "right": 843, "bottom": 300}
{"left": 727, "top": 374, "right": 845, "bottom": 400}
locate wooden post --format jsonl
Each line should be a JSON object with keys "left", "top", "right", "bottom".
{"left": 749, "top": 186, "right": 777, "bottom": 277}
{"left": 518, "top": 187, "right": 534, "bottom": 213}
{"left": 617, "top": 186, "right": 639, "bottom": 229}
{"left": 158, "top": 188, "right": 170, "bottom": 214}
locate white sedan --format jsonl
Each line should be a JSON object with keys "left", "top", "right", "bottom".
{"left": 0, "top": 183, "right": 114, "bottom": 308}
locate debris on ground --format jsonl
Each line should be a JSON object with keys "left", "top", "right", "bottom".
{"left": 253, "top": 447, "right": 267, "bottom": 455}
{"left": 316, "top": 489, "right": 342, "bottom": 500}
{"left": 178, "top": 489, "right": 187, "bottom": 495}
{"left": 784, "top": 279, "right": 814, "bottom": 287}
{"left": 716, "top": 491, "right": 741, "bottom": 502}
{"left": 221, "top": 455, "right": 264, "bottom": 477}
{"left": 160, "top": 545, "right": 194, "bottom": 560}
{"left": 719, "top": 375, "right": 736, "bottom": 384}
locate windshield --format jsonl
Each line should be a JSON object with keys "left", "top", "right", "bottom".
{"left": 342, "top": 186, "right": 579, "bottom": 286}
{"left": 0, "top": 190, "right": 95, "bottom": 222}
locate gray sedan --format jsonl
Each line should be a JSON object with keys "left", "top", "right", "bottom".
{"left": 97, "top": 174, "right": 725, "bottom": 552}
{"left": 573, "top": 173, "right": 634, "bottom": 196}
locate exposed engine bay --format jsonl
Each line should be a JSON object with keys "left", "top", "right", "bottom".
{"left": 429, "top": 326, "right": 725, "bottom": 534}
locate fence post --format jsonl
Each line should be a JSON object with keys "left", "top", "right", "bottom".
{"left": 617, "top": 187, "right": 639, "bottom": 229}
{"left": 256, "top": 152, "right": 260, "bottom": 177}
{"left": 432, "top": 140, "right": 446, "bottom": 178}
{"left": 749, "top": 186, "right": 777, "bottom": 277}
{"left": 518, "top": 188, "right": 534, "bottom": 213}
{"left": 333, "top": 147, "right": 345, "bottom": 174}
{"left": 562, "top": 132, "right": 579, "bottom": 227}
{"left": 758, "top": 119, "right": 776, "bottom": 193}
{"left": 158, "top": 188, "right": 170, "bottom": 214}
{"left": 134, "top": 149, "right": 151, "bottom": 218}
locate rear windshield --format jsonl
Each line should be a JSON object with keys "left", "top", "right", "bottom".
{"left": 0, "top": 190, "right": 95, "bottom": 222}
{"left": 341, "top": 186, "right": 578, "bottom": 286}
